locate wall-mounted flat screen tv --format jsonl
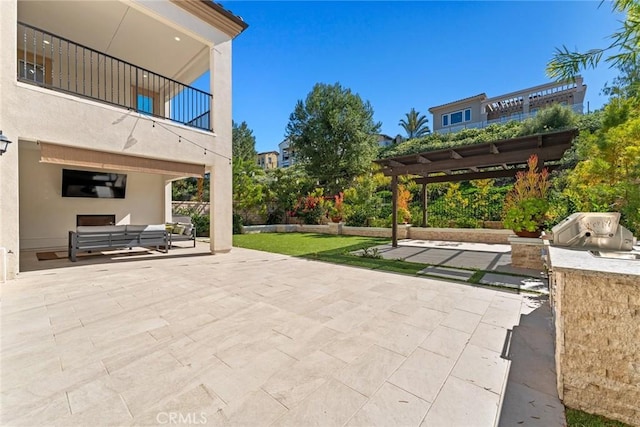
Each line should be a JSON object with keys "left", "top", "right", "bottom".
{"left": 62, "top": 169, "right": 127, "bottom": 199}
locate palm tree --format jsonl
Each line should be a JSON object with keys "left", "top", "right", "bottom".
{"left": 399, "top": 108, "right": 430, "bottom": 139}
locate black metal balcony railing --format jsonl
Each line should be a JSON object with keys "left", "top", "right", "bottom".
{"left": 17, "top": 22, "right": 212, "bottom": 131}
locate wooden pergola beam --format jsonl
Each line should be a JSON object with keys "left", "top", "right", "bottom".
{"left": 381, "top": 145, "right": 568, "bottom": 176}
{"left": 413, "top": 164, "right": 560, "bottom": 184}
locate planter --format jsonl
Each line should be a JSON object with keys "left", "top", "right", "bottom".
{"left": 514, "top": 229, "right": 542, "bottom": 238}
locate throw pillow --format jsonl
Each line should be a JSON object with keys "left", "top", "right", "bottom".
{"left": 180, "top": 223, "right": 193, "bottom": 236}
{"left": 173, "top": 224, "right": 185, "bottom": 235}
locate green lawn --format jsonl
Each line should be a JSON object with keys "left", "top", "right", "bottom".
{"left": 566, "top": 409, "right": 631, "bottom": 427}
{"left": 233, "top": 232, "right": 432, "bottom": 276}
{"left": 233, "top": 233, "right": 385, "bottom": 257}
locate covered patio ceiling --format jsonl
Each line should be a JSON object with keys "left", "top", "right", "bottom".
{"left": 18, "top": 1, "right": 209, "bottom": 84}
{"left": 374, "top": 128, "right": 579, "bottom": 246}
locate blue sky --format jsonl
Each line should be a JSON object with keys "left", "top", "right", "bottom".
{"left": 216, "top": 1, "right": 623, "bottom": 153}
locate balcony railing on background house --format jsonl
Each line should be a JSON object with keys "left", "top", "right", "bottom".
{"left": 437, "top": 103, "right": 584, "bottom": 135}
{"left": 17, "top": 22, "right": 212, "bottom": 131}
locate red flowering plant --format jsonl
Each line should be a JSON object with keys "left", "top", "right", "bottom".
{"left": 293, "top": 188, "right": 329, "bottom": 224}
{"left": 502, "top": 154, "right": 551, "bottom": 236}
{"left": 329, "top": 192, "right": 345, "bottom": 223}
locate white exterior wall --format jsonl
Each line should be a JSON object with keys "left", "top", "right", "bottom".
{"left": 18, "top": 142, "right": 166, "bottom": 249}
{"left": 0, "top": 0, "right": 236, "bottom": 279}
{"left": 0, "top": 0, "right": 21, "bottom": 280}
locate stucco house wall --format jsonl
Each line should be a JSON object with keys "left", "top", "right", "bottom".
{"left": 0, "top": 0, "right": 243, "bottom": 280}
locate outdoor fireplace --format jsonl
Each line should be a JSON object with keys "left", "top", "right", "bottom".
{"left": 76, "top": 214, "right": 116, "bottom": 226}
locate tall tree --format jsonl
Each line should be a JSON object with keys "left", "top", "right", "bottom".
{"left": 286, "top": 82, "right": 381, "bottom": 193}
{"left": 232, "top": 121, "right": 257, "bottom": 161}
{"left": 547, "top": 0, "right": 640, "bottom": 80}
{"left": 399, "top": 108, "right": 430, "bottom": 138}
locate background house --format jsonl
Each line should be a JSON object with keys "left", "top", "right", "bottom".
{"left": 278, "top": 138, "right": 296, "bottom": 168}
{"left": 0, "top": 0, "right": 246, "bottom": 280}
{"left": 256, "top": 151, "right": 279, "bottom": 170}
{"left": 429, "top": 77, "right": 587, "bottom": 134}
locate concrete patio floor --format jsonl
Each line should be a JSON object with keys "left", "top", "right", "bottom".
{"left": 2, "top": 244, "right": 562, "bottom": 426}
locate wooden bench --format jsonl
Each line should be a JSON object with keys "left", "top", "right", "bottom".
{"left": 68, "top": 225, "right": 168, "bottom": 262}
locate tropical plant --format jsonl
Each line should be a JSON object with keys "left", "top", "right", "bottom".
{"left": 286, "top": 82, "right": 381, "bottom": 194}
{"left": 294, "top": 188, "right": 329, "bottom": 225}
{"left": 399, "top": 108, "right": 430, "bottom": 139}
{"left": 502, "top": 155, "right": 551, "bottom": 234}
{"left": 329, "top": 192, "right": 345, "bottom": 222}
{"left": 546, "top": 0, "right": 640, "bottom": 81}
{"left": 562, "top": 97, "right": 640, "bottom": 234}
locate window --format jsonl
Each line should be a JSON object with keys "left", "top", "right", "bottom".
{"left": 132, "top": 86, "right": 160, "bottom": 117}
{"left": 19, "top": 60, "right": 45, "bottom": 84}
{"left": 442, "top": 108, "right": 472, "bottom": 127}
{"left": 137, "top": 94, "right": 153, "bottom": 115}
{"left": 17, "top": 48, "right": 52, "bottom": 85}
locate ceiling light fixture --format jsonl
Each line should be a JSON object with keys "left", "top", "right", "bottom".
{"left": 174, "top": 36, "right": 181, "bottom": 42}
{"left": 43, "top": 40, "right": 50, "bottom": 45}
{"left": 143, "top": 74, "right": 148, "bottom": 78}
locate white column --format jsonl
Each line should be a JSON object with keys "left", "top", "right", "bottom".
{"left": 164, "top": 179, "right": 173, "bottom": 222}
{"left": 209, "top": 40, "right": 233, "bottom": 254}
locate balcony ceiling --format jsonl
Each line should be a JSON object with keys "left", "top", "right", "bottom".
{"left": 18, "top": 1, "right": 209, "bottom": 85}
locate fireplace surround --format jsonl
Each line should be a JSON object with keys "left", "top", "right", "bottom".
{"left": 76, "top": 214, "right": 116, "bottom": 226}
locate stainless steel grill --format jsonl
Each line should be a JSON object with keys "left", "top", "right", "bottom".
{"left": 551, "top": 212, "right": 635, "bottom": 251}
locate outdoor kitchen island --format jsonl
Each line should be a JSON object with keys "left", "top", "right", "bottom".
{"left": 546, "top": 244, "right": 640, "bottom": 426}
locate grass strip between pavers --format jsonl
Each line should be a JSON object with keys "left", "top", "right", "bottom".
{"left": 565, "top": 408, "right": 631, "bottom": 427}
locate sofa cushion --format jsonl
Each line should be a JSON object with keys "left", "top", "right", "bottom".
{"left": 178, "top": 222, "right": 193, "bottom": 236}
{"left": 77, "top": 225, "right": 126, "bottom": 233}
{"left": 127, "top": 224, "right": 166, "bottom": 232}
{"left": 172, "top": 224, "right": 186, "bottom": 235}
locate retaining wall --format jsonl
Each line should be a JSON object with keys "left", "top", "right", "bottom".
{"left": 241, "top": 224, "right": 511, "bottom": 244}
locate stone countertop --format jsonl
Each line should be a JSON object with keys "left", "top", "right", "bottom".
{"left": 547, "top": 245, "right": 640, "bottom": 277}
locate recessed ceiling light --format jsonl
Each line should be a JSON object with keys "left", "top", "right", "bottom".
{"left": 43, "top": 40, "right": 50, "bottom": 45}
{"left": 143, "top": 74, "right": 148, "bottom": 78}
{"left": 174, "top": 36, "right": 181, "bottom": 42}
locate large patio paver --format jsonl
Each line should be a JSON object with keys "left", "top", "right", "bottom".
{"left": 2, "top": 245, "right": 535, "bottom": 426}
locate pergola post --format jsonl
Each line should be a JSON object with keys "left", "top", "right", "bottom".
{"left": 421, "top": 183, "right": 427, "bottom": 227}
{"left": 391, "top": 175, "right": 398, "bottom": 247}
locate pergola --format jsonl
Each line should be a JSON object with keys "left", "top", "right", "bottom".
{"left": 374, "top": 128, "right": 578, "bottom": 247}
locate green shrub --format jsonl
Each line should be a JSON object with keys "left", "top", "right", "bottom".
{"left": 190, "top": 212, "right": 210, "bottom": 237}
{"left": 233, "top": 213, "right": 243, "bottom": 234}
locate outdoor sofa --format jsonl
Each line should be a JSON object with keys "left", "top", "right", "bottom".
{"left": 68, "top": 224, "right": 168, "bottom": 262}
{"left": 166, "top": 215, "right": 197, "bottom": 248}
